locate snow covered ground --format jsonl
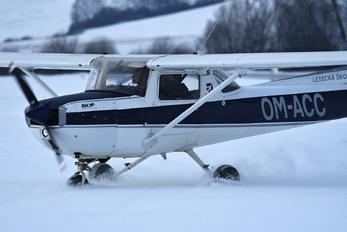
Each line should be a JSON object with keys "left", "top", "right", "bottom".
{"left": 0, "top": 74, "right": 346, "bottom": 232}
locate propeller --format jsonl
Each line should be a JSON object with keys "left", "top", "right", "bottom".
{"left": 11, "top": 66, "right": 67, "bottom": 172}
{"left": 12, "top": 68, "right": 38, "bottom": 106}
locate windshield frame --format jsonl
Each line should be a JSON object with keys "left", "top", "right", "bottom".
{"left": 85, "top": 69, "right": 99, "bottom": 91}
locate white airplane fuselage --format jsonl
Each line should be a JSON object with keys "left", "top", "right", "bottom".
{"left": 28, "top": 68, "right": 347, "bottom": 159}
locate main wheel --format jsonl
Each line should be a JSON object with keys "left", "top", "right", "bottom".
{"left": 67, "top": 173, "right": 89, "bottom": 186}
{"left": 88, "top": 163, "right": 114, "bottom": 181}
{"left": 213, "top": 165, "right": 240, "bottom": 182}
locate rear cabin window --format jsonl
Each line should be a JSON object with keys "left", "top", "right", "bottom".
{"left": 222, "top": 82, "right": 240, "bottom": 93}
{"left": 159, "top": 74, "right": 200, "bottom": 100}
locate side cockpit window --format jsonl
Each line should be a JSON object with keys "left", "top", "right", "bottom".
{"left": 159, "top": 74, "right": 200, "bottom": 100}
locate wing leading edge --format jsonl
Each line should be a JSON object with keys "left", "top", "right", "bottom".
{"left": 1, "top": 51, "right": 347, "bottom": 71}
{"left": 0, "top": 52, "right": 160, "bottom": 71}
{"left": 0, "top": 52, "right": 102, "bottom": 70}
{"left": 147, "top": 51, "right": 347, "bottom": 70}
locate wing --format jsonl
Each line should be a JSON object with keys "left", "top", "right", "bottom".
{"left": 2, "top": 51, "right": 347, "bottom": 71}
{"left": 0, "top": 52, "right": 160, "bottom": 71}
{"left": 147, "top": 51, "right": 347, "bottom": 70}
{"left": 0, "top": 52, "right": 103, "bottom": 70}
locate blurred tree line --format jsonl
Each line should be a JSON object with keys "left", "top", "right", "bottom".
{"left": 203, "top": 0, "right": 347, "bottom": 53}
{"left": 69, "top": 0, "right": 223, "bottom": 33}
{"left": 4, "top": 0, "right": 344, "bottom": 56}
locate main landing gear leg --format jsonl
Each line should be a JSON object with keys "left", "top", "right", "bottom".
{"left": 185, "top": 149, "right": 240, "bottom": 182}
{"left": 112, "top": 155, "right": 151, "bottom": 180}
{"left": 185, "top": 149, "right": 211, "bottom": 173}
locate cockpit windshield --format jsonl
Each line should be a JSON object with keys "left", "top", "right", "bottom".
{"left": 86, "top": 64, "right": 150, "bottom": 97}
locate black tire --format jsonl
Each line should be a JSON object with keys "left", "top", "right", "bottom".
{"left": 213, "top": 165, "right": 240, "bottom": 182}
{"left": 98, "top": 158, "right": 110, "bottom": 163}
{"left": 88, "top": 163, "right": 114, "bottom": 181}
{"left": 67, "top": 173, "right": 89, "bottom": 186}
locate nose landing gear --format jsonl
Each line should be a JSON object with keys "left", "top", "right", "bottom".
{"left": 67, "top": 160, "right": 92, "bottom": 186}
{"left": 67, "top": 160, "right": 115, "bottom": 186}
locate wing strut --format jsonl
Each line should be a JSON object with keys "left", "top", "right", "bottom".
{"left": 9, "top": 62, "right": 58, "bottom": 97}
{"left": 143, "top": 69, "right": 241, "bottom": 149}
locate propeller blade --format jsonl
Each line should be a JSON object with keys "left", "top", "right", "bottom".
{"left": 12, "top": 68, "right": 38, "bottom": 106}
{"left": 55, "top": 152, "right": 68, "bottom": 172}
{"left": 11, "top": 66, "right": 67, "bottom": 171}
{"left": 45, "top": 127, "right": 67, "bottom": 172}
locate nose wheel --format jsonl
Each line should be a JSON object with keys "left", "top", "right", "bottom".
{"left": 67, "top": 160, "right": 115, "bottom": 186}
{"left": 67, "top": 172, "right": 89, "bottom": 186}
{"left": 67, "top": 160, "right": 92, "bottom": 187}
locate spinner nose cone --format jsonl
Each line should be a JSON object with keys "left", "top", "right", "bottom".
{"left": 25, "top": 103, "right": 50, "bottom": 125}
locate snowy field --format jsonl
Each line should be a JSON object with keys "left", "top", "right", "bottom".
{"left": 0, "top": 0, "right": 75, "bottom": 42}
{"left": 0, "top": 73, "right": 346, "bottom": 232}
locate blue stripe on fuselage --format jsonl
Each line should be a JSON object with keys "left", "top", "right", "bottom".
{"left": 63, "top": 90, "right": 347, "bottom": 126}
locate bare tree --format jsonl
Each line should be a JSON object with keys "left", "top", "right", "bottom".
{"left": 83, "top": 37, "right": 118, "bottom": 54}
{"left": 202, "top": 0, "right": 274, "bottom": 54}
{"left": 40, "top": 37, "right": 79, "bottom": 53}
{"left": 138, "top": 37, "right": 194, "bottom": 54}
{"left": 0, "top": 46, "right": 18, "bottom": 52}
{"left": 331, "top": 0, "right": 346, "bottom": 42}
{"left": 275, "top": 0, "right": 341, "bottom": 51}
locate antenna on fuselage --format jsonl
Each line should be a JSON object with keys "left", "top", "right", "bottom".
{"left": 196, "top": 19, "right": 220, "bottom": 55}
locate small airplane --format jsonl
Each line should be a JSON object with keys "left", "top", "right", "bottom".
{"left": 1, "top": 51, "right": 347, "bottom": 186}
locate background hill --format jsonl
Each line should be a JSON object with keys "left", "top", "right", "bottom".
{"left": 0, "top": 2, "right": 224, "bottom": 53}
{"left": 0, "top": 0, "right": 75, "bottom": 42}
{"left": 69, "top": 0, "right": 223, "bottom": 33}
{"left": 1, "top": 0, "right": 346, "bottom": 54}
